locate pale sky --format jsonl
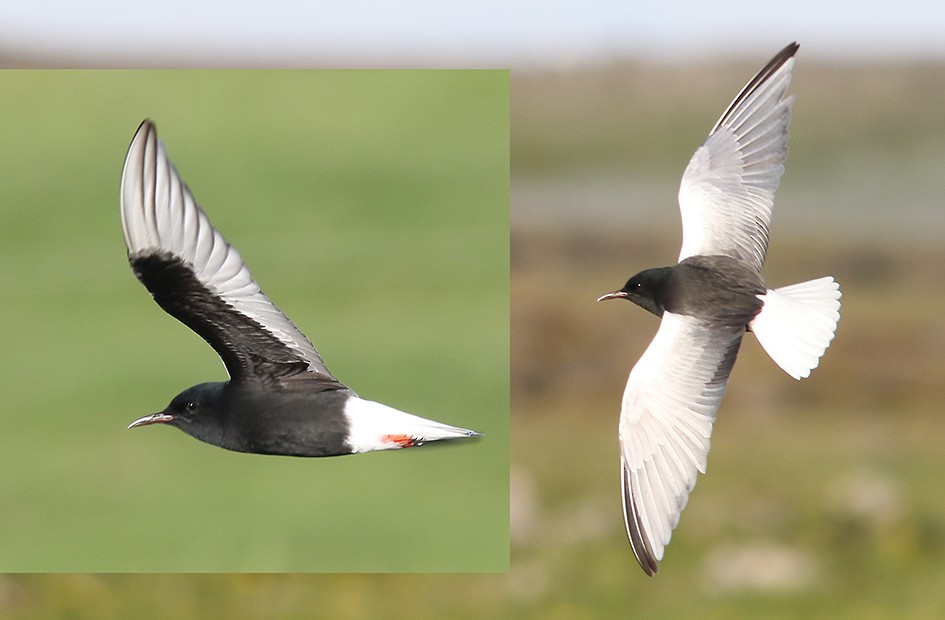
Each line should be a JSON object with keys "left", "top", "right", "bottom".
{"left": 2, "top": 0, "right": 945, "bottom": 66}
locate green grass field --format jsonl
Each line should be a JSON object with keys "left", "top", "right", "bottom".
{"left": 0, "top": 70, "right": 509, "bottom": 572}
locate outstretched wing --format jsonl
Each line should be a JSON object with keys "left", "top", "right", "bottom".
{"left": 120, "top": 120, "right": 345, "bottom": 389}
{"left": 618, "top": 312, "right": 744, "bottom": 575}
{"left": 677, "top": 42, "right": 798, "bottom": 274}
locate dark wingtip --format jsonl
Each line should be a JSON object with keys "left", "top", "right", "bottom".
{"left": 708, "top": 41, "right": 800, "bottom": 137}
{"left": 764, "top": 42, "right": 799, "bottom": 69}
{"left": 622, "top": 462, "right": 661, "bottom": 576}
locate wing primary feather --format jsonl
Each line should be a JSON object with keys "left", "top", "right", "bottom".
{"left": 617, "top": 315, "right": 745, "bottom": 574}
{"left": 677, "top": 44, "right": 796, "bottom": 272}
{"left": 709, "top": 42, "right": 798, "bottom": 136}
{"left": 622, "top": 462, "right": 660, "bottom": 576}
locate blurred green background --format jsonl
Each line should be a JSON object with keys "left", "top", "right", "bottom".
{"left": 0, "top": 71, "right": 509, "bottom": 572}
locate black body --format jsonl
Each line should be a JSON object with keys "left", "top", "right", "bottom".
{"left": 603, "top": 255, "right": 765, "bottom": 327}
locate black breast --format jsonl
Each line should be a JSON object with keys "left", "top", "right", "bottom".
{"left": 223, "top": 385, "right": 352, "bottom": 457}
{"left": 663, "top": 256, "right": 766, "bottom": 326}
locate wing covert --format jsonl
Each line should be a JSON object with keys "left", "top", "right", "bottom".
{"left": 120, "top": 120, "right": 343, "bottom": 387}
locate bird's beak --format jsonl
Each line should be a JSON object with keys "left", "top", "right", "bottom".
{"left": 127, "top": 412, "right": 175, "bottom": 429}
{"left": 597, "top": 290, "right": 629, "bottom": 302}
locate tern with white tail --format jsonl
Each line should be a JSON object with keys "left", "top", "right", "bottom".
{"left": 121, "top": 120, "right": 480, "bottom": 457}
{"left": 597, "top": 43, "right": 841, "bottom": 575}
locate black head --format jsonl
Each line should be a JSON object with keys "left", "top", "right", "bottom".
{"left": 597, "top": 267, "right": 671, "bottom": 317}
{"left": 127, "top": 382, "right": 228, "bottom": 448}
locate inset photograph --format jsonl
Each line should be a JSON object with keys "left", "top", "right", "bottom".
{"left": 0, "top": 70, "right": 509, "bottom": 572}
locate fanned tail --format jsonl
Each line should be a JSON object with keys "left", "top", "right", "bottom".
{"left": 750, "top": 277, "right": 841, "bottom": 379}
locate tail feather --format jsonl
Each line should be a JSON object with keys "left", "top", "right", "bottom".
{"left": 344, "top": 396, "right": 481, "bottom": 453}
{"left": 750, "top": 277, "right": 841, "bottom": 379}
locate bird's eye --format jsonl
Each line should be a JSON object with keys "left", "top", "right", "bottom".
{"left": 185, "top": 401, "right": 197, "bottom": 412}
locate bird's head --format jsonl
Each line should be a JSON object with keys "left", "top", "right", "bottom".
{"left": 128, "top": 382, "right": 228, "bottom": 447}
{"left": 596, "top": 267, "right": 670, "bottom": 318}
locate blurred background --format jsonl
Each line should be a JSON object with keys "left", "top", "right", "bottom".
{"left": 512, "top": 50, "right": 945, "bottom": 619}
{"left": 3, "top": 0, "right": 945, "bottom": 618}
{"left": 0, "top": 71, "right": 508, "bottom": 573}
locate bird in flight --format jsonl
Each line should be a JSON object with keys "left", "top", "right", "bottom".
{"left": 121, "top": 120, "right": 480, "bottom": 457}
{"left": 597, "top": 43, "right": 841, "bottom": 575}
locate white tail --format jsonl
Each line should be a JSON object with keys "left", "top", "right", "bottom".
{"left": 750, "top": 277, "right": 841, "bottom": 380}
{"left": 343, "top": 397, "right": 481, "bottom": 453}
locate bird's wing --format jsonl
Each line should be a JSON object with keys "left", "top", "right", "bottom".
{"left": 677, "top": 42, "right": 798, "bottom": 273}
{"left": 618, "top": 312, "right": 744, "bottom": 575}
{"left": 120, "top": 120, "right": 345, "bottom": 389}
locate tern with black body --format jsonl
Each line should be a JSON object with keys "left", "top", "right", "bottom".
{"left": 597, "top": 43, "right": 841, "bottom": 575}
{"left": 121, "top": 120, "right": 480, "bottom": 457}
